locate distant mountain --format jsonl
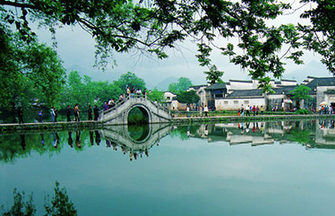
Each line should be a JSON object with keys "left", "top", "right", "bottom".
{"left": 153, "top": 77, "right": 179, "bottom": 91}
{"left": 284, "top": 60, "right": 332, "bottom": 83}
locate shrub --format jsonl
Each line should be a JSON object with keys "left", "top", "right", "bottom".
{"left": 294, "top": 109, "right": 312, "bottom": 115}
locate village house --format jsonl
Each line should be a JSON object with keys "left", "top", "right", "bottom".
{"left": 304, "top": 76, "right": 335, "bottom": 110}
{"left": 163, "top": 76, "right": 335, "bottom": 112}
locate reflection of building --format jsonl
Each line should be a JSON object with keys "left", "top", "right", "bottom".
{"left": 315, "top": 120, "right": 335, "bottom": 146}
{"left": 182, "top": 119, "right": 335, "bottom": 149}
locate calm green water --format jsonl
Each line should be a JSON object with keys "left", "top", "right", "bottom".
{"left": 1, "top": 119, "right": 335, "bottom": 215}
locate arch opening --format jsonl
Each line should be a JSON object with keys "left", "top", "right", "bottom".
{"left": 127, "top": 124, "right": 150, "bottom": 142}
{"left": 127, "top": 106, "right": 149, "bottom": 125}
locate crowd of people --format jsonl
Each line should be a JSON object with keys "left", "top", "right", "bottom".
{"left": 34, "top": 104, "right": 100, "bottom": 123}
{"left": 319, "top": 105, "right": 334, "bottom": 115}
{"left": 238, "top": 105, "right": 265, "bottom": 116}
{"left": 14, "top": 86, "right": 152, "bottom": 124}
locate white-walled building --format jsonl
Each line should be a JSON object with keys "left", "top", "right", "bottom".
{"left": 163, "top": 91, "right": 178, "bottom": 110}
{"left": 305, "top": 77, "right": 335, "bottom": 109}
{"left": 164, "top": 77, "right": 334, "bottom": 111}
{"left": 215, "top": 89, "right": 266, "bottom": 110}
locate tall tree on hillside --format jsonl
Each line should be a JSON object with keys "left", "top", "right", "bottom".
{"left": 168, "top": 77, "right": 192, "bottom": 94}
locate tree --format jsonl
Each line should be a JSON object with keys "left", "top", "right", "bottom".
{"left": 289, "top": 85, "right": 312, "bottom": 108}
{"left": 168, "top": 77, "right": 192, "bottom": 94}
{"left": 114, "top": 72, "right": 146, "bottom": 93}
{"left": 2, "top": 182, "right": 77, "bottom": 216}
{"left": 60, "top": 71, "right": 123, "bottom": 109}
{"left": 147, "top": 88, "right": 164, "bottom": 103}
{"left": 0, "top": 21, "right": 66, "bottom": 111}
{"left": 1, "top": 1, "right": 335, "bottom": 87}
{"left": 177, "top": 90, "right": 200, "bottom": 104}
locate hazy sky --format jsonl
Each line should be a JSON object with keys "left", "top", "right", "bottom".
{"left": 33, "top": 1, "right": 332, "bottom": 89}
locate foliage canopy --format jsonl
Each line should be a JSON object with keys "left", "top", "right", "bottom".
{"left": 177, "top": 90, "right": 200, "bottom": 104}
{"left": 168, "top": 77, "right": 193, "bottom": 94}
{"left": 289, "top": 85, "right": 312, "bottom": 101}
{"left": 1, "top": 0, "right": 335, "bottom": 88}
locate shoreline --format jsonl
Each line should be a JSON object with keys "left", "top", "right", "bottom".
{"left": 1, "top": 114, "right": 334, "bottom": 133}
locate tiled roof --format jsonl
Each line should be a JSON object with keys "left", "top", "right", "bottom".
{"left": 272, "top": 86, "right": 297, "bottom": 95}
{"left": 206, "top": 83, "right": 226, "bottom": 90}
{"left": 226, "top": 85, "right": 298, "bottom": 98}
{"left": 281, "top": 79, "right": 296, "bottom": 82}
{"left": 189, "top": 85, "right": 208, "bottom": 90}
{"left": 306, "top": 77, "right": 335, "bottom": 89}
{"left": 229, "top": 80, "right": 253, "bottom": 83}
{"left": 226, "top": 89, "right": 263, "bottom": 98}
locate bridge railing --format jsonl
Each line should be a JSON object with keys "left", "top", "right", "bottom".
{"left": 100, "top": 95, "right": 132, "bottom": 117}
{"left": 145, "top": 96, "right": 171, "bottom": 114}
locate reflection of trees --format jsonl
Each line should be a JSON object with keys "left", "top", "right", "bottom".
{"left": 1, "top": 182, "right": 77, "bottom": 216}
{"left": 0, "top": 130, "right": 93, "bottom": 163}
{"left": 286, "top": 128, "right": 314, "bottom": 145}
{"left": 170, "top": 125, "right": 199, "bottom": 140}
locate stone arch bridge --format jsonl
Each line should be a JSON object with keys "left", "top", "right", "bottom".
{"left": 99, "top": 96, "right": 172, "bottom": 124}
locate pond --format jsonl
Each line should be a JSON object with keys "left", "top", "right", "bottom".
{"left": 1, "top": 119, "right": 335, "bottom": 215}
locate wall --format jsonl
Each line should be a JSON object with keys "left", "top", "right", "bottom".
{"left": 215, "top": 97, "right": 266, "bottom": 110}
{"left": 280, "top": 81, "right": 297, "bottom": 86}
{"left": 197, "top": 87, "right": 208, "bottom": 106}
{"left": 164, "top": 92, "right": 176, "bottom": 102}
{"left": 317, "top": 86, "right": 335, "bottom": 109}
{"left": 228, "top": 81, "right": 254, "bottom": 90}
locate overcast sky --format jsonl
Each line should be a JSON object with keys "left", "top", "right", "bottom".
{"left": 34, "top": 1, "right": 332, "bottom": 89}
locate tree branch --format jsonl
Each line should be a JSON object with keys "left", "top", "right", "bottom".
{"left": 0, "top": 0, "right": 38, "bottom": 10}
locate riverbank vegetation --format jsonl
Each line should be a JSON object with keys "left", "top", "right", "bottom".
{"left": 1, "top": 182, "right": 77, "bottom": 216}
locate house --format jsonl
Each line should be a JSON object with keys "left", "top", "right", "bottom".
{"left": 163, "top": 91, "right": 178, "bottom": 110}
{"left": 205, "top": 83, "right": 227, "bottom": 109}
{"left": 305, "top": 77, "right": 335, "bottom": 109}
{"left": 215, "top": 89, "right": 265, "bottom": 110}
{"left": 188, "top": 85, "right": 209, "bottom": 107}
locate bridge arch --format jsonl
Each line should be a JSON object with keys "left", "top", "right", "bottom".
{"left": 126, "top": 104, "right": 152, "bottom": 125}
{"left": 99, "top": 96, "right": 172, "bottom": 125}
{"left": 127, "top": 124, "right": 152, "bottom": 144}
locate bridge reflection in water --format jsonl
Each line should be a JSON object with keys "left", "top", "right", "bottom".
{"left": 3, "top": 119, "right": 335, "bottom": 163}
{"left": 100, "top": 123, "right": 173, "bottom": 160}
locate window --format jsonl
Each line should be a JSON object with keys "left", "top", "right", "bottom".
{"left": 244, "top": 100, "right": 249, "bottom": 104}
{"left": 224, "top": 101, "right": 228, "bottom": 104}
{"left": 234, "top": 101, "right": 238, "bottom": 104}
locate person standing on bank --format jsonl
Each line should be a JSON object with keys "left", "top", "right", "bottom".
{"left": 66, "top": 105, "right": 71, "bottom": 122}
{"left": 94, "top": 105, "right": 99, "bottom": 121}
{"left": 88, "top": 105, "right": 93, "bottom": 120}
{"left": 18, "top": 107, "right": 24, "bottom": 124}
{"left": 51, "top": 106, "right": 56, "bottom": 122}
{"left": 38, "top": 109, "right": 43, "bottom": 122}
{"left": 54, "top": 107, "right": 58, "bottom": 122}
{"left": 74, "top": 104, "right": 80, "bottom": 121}
{"left": 204, "top": 105, "right": 209, "bottom": 117}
